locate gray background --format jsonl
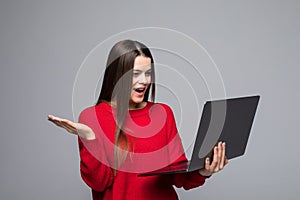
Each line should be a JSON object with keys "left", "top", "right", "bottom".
{"left": 1, "top": 0, "right": 299, "bottom": 199}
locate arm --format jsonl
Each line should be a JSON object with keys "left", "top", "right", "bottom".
{"left": 167, "top": 125, "right": 207, "bottom": 190}
{"left": 78, "top": 137, "right": 114, "bottom": 192}
{"left": 48, "top": 107, "right": 114, "bottom": 192}
{"left": 164, "top": 104, "right": 227, "bottom": 190}
{"left": 78, "top": 107, "right": 114, "bottom": 192}
{"left": 162, "top": 104, "right": 207, "bottom": 190}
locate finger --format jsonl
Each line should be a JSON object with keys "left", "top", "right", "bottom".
{"left": 205, "top": 157, "right": 211, "bottom": 170}
{"left": 60, "top": 119, "right": 77, "bottom": 129}
{"left": 219, "top": 142, "right": 226, "bottom": 169}
{"left": 213, "top": 142, "right": 222, "bottom": 172}
{"left": 58, "top": 122, "right": 78, "bottom": 134}
{"left": 60, "top": 125, "right": 77, "bottom": 134}
{"left": 48, "top": 116, "right": 62, "bottom": 123}
{"left": 217, "top": 141, "right": 222, "bottom": 164}
{"left": 51, "top": 120, "right": 64, "bottom": 128}
{"left": 61, "top": 120, "right": 79, "bottom": 134}
{"left": 48, "top": 116, "right": 56, "bottom": 122}
{"left": 210, "top": 146, "right": 218, "bottom": 172}
{"left": 50, "top": 119, "right": 68, "bottom": 128}
{"left": 52, "top": 118, "right": 75, "bottom": 129}
{"left": 51, "top": 120, "right": 77, "bottom": 134}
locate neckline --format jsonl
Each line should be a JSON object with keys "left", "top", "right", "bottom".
{"left": 101, "top": 101, "right": 153, "bottom": 117}
{"left": 129, "top": 102, "right": 148, "bottom": 110}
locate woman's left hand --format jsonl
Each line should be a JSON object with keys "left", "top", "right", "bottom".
{"left": 198, "top": 141, "right": 229, "bottom": 177}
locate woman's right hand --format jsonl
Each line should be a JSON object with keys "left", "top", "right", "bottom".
{"left": 48, "top": 115, "right": 96, "bottom": 140}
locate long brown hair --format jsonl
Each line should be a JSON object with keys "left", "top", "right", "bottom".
{"left": 96, "top": 40, "right": 155, "bottom": 173}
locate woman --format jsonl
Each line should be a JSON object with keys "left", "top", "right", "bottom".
{"left": 48, "top": 40, "right": 228, "bottom": 200}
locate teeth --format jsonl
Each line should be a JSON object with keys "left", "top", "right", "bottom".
{"left": 135, "top": 88, "right": 145, "bottom": 93}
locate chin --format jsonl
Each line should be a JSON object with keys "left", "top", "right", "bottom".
{"left": 131, "top": 99, "right": 143, "bottom": 104}
{"left": 130, "top": 97, "right": 144, "bottom": 105}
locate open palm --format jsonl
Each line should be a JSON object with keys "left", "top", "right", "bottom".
{"left": 48, "top": 115, "right": 95, "bottom": 140}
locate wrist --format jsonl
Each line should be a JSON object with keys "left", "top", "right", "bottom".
{"left": 84, "top": 134, "right": 96, "bottom": 140}
{"left": 78, "top": 131, "right": 96, "bottom": 140}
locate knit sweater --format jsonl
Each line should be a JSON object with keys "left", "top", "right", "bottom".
{"left": 78, "top": 102, "right": 207, "bottom": 200}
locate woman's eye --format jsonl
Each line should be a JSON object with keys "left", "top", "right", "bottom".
{"left": 133, "top": 71, "right": 151, "bottom": 77}
{"left": 145, "top": 71, "right": 152, "bottom": 76}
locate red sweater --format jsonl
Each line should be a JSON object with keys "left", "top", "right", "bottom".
{"left": 78, "top": 102, "right": 207, "bottom": 200}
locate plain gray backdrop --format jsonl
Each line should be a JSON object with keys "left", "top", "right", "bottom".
{"left": 1, "top": 0, "right": 299, "bottom": 199}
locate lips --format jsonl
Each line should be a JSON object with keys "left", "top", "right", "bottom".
{"left": 134, "top": 87, "right": 146, "bottom": 94}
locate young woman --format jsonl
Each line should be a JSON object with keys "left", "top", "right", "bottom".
{"left": 48, "top": 40, "right": 228, "bottom": 200}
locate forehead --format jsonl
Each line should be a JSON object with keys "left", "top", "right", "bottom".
{"left": 133, "top": 56, "right": 152, "bottom": 70}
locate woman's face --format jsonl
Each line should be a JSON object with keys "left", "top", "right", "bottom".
{"left": 130, "top": 55, "right": 152, "bottom": 108}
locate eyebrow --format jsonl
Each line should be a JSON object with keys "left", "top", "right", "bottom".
{"left": 133, "top": 69, "right": 152, "bottom": 72}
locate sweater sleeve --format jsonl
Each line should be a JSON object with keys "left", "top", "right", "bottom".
{"left": 78, "top": 107, "right": 114, "bottom": 192}
{"left": 164, "top": 104, "right": 207, "bottom": 190}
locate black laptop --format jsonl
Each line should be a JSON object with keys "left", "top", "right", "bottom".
{"left": 138, "top": 95, "right": 260, "bottom": 176}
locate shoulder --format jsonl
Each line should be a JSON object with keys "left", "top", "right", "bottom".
{"left": 78, "top": 102, "right": 112, "bottom": 121}
{"left": 151, "top": 101, "right": 172, "bottom": 109}
{"left": 78, "top": 106, "right": 96, "bottom": 122}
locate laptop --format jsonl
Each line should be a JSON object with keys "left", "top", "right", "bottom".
{"left": 138, "top": 95, "right": 260, "bottom": 176}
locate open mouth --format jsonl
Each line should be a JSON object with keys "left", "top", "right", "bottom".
{"left": 134, "top": 87, "right": 146, "bottom": 94}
